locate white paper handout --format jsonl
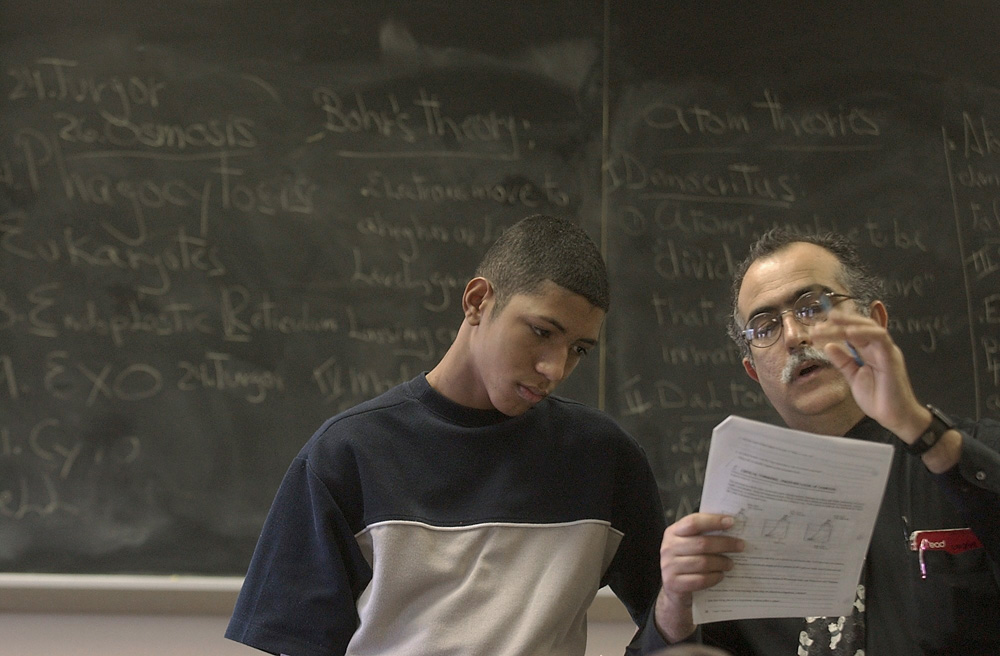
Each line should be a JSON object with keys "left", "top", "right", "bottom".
{"left": 692, "top": 415, "right": 894, "bottom": 624}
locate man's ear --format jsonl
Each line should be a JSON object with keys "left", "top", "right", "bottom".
{"left": 743, "top": 356, "right": 760, "bottom": 382}
{"left": 869, "top": 299, "right": 888, "bottom": 328}
{"left": 463, "top": 277, "right": 492, "bottom": 325}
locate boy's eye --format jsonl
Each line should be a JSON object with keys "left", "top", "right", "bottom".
{"left": 532, "top": 325, "right": 550, "bottom": 338}
{"left": 573, "top": 345, "right": 590, "bottom": 357}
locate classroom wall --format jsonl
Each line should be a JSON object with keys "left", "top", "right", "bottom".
{"left": 0, "top": 599, "right": 637, "bottom": 656}
{"left": 0, "top": 579, "right": 638, "bottom": 655}
{"left": 0, "top": 613, "right": 636, "bottom": 655}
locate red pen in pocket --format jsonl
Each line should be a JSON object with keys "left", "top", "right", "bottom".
{"left": 909, "top": 528, "right": 984, "bottom": 579}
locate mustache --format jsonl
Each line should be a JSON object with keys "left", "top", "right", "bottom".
{"left": 780, "top": 345, "right": 832, "bottom": 384}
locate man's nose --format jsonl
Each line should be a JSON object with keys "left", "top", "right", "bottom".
{"left": 781, "top": 312, "right": 810, "bottom": 348}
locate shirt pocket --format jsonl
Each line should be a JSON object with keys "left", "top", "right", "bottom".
{"left": 910, "top": 545, "right": 1000, "bottom": 653}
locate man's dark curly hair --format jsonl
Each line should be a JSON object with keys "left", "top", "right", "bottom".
{"left": 727, "top": 228, "right": 885, "bottom": 360}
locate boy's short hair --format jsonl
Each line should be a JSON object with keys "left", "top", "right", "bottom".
{"left": 476, "top": 214, "right": 610, "bottom": 314}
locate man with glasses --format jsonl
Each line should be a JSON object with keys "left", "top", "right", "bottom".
{"left": 650, "top": 228, "right": 1000, "bottom": 655}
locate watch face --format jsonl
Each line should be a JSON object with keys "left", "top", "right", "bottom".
{"left": 909, "top": 405, "right": 952, "bottom": 455}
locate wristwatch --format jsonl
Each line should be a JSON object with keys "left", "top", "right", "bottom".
{"left": 904, "top": 404, "right": 955, "bottom": 456}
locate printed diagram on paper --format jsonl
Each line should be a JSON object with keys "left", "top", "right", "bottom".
{"left": 692, "top": 415, "right": 894, "bottom": 624}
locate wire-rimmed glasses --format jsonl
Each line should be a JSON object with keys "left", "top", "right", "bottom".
{"left": 741, "top": 290, "right": 855, "bottom": 349}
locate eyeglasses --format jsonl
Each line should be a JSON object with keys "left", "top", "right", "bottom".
{"left": 741, "top": 290, "right": 855, "bottom": 348}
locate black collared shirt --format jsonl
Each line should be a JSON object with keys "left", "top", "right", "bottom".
{"left": 701, "top": 415, "right": 1000, "bottom": 656}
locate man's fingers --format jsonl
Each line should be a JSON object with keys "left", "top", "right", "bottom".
{"left": 660, "top": 515, "right": 745, "bottom": 595}
{"left": 823, "top": 341, "right": 863, "bottom": 371}
{"left": 662, "top": 567, "right": 730, "bottom": 594}
{"left": 663, "top": 553, "right": 735, "bottom": 576}
{"left": 663, "top": 513, "right": 745, "bottom": 558}
{"left": 669, "top": 512, "right": 735, "bottom": 537}
{"left": 666, "top": 533, "right": 744, "bottom": 557}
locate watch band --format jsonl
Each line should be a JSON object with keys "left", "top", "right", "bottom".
{"left": 904, "top": 404, "right": 954, "bottom": 456}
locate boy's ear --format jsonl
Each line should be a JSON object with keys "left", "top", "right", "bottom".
{"left": 463, "top": 277, "right": 493, "bottom": 325}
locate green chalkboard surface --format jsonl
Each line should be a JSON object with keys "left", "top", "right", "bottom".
{"left": 1, "top": 1, "right": 998, "bottom": 575}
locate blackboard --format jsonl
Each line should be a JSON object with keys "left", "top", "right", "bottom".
{"left": 604, "top": 2, "right": 1000, "bottom": 521}
{"left": 1, "top": 1, "right": 998, "bottom": 576}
